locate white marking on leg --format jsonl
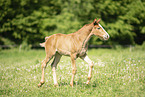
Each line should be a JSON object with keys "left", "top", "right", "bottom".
{"left": 52, "top": 67, "right": 58, "bottom": 86}
{"left": 81, "top": 55, "right": 94, "bottom": 84}
{"left": 83, "top": 55, "right": 94, "bottom": 65}
{"left": 51, "top": 53, "right": 61, "bottom": 86}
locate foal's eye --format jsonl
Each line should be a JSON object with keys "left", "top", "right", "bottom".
{"left": 97, "top": 27, "right": 100, "bottom": 30}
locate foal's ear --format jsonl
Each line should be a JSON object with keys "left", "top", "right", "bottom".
{"left": 93, "top": 19, "right": 97, "bottom": 25}
{"left": 93, "top": 18, "right": 101, "bottom": 25}
{"left": 97, "top": 19, "right": 101, "bottom": 23}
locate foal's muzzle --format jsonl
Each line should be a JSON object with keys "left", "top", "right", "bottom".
{"left": 103, "top": 34, "right": 109, "bottom": 40}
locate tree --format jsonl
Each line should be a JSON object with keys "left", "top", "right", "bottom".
{"left": 93, "top": 0, "right": 145, "bottom": 45}
{"left": 0, "top": 0, "right": 61, "bottom": 45}
{"left": 0, "top": 0, "right": 145, "bottom": 46}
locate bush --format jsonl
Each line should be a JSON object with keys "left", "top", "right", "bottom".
{"left": 0, "top": 0, "right": 145, "bottom": 46}
{"left": 19, "top": 41, "right": 32, "bottom": 51}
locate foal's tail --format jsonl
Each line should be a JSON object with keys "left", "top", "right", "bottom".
{"left": 40, "top": 36, "right": 49, "bottom": 47}
{"left": 40, "top": 42, "right": 45, "bottom": 47}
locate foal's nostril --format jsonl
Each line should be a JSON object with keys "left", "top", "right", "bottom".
{"left": 107, "top": 34, "right": 109, "bottom": 39}
{"left": 104, "top": 34, "right": 109, "bottom": 40}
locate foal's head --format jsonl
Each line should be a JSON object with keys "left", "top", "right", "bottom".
{"left": 91, "top": 19, "right": 109, "bottom": 40}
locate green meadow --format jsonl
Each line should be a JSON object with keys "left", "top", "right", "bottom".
{"left": 0, "top": 47, "right": 145, "bottom": 97}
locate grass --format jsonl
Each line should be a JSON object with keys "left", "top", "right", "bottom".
{"left": 0, "top": 47, "right": 145, "bottom": 97}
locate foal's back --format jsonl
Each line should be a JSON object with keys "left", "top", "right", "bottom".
{"left": 45, "top": 33, "right": 83, "bottom": 56}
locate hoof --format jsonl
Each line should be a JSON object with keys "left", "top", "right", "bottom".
{"left": 70, "top": 82, "right": 74, "bottom": 87}
{"left": 54, "top": 83, "right": 59, "bottom": 87}
{"left": 38, "top": 83, "right": 42, "bottom": 87}
{"left": 86, "top": 81, "right": 90, "bottom": 85}
{"left": 38, "top": 81, "right": 45, "bottom": 87}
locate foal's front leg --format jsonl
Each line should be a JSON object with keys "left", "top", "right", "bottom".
{"left": 70, "top": 54, "right": 77, "bottom": 87}
{"left": 80, "top": 54, "right": 94, "bottom": 84}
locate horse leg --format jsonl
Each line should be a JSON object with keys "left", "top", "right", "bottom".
{"left": 51, "top": 53, "right": 62, "bottom": 87}
{"left": 38, "top": 51, "right": 55, "bottom": 87}
{"left": 80, "top": 54, "right": 94, "bottom": 84}
{"left": 70, "top": 54, "right": 77, "bottom": 87}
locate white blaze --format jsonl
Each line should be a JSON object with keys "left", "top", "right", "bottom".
{"left": 99, "top": 24, "right": 109, "bottom": 38}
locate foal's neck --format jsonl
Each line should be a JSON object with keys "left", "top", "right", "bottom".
{"left": 75, "top": 23, "right": 94, "bottom": 48}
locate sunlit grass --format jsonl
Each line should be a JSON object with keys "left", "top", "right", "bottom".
{"left": 0, "top": 48, "right": 145, "bottom": 96}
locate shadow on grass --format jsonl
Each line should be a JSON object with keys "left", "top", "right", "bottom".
{"left": 58, "top": 80, "right": 99, "bottom": 88}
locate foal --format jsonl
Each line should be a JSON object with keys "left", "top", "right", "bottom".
{"left": 38, "top": 19, "right": 109, "bottom": 87}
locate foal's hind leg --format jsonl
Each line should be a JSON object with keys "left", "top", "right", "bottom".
{"left": 38, "top": 52, "right": 55, "bottom": 87}
{"left": 80, "top": 54, "right": 94, "bottom": 84}
{"left": 51, "top": 53, "right": 62, "bottom": 86}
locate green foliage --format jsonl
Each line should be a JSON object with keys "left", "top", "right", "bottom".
{"left": 19, "top": 40, "right": 32, "bottom": 51}
{"left": 0, "top": 0, "right": 145, "bottom": 46}
{"left": 96, "top": 0, "right": 145, "bottom": 45}
{"left": 135, "top": 41, "right": 145, "bottom": 50}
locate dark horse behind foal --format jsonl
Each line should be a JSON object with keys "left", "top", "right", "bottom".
{"left": 38, "top": 19, "right": 109, "bottom": 87}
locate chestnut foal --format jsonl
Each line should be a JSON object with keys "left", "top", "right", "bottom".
{"left": 38, "top": 19, "right": 109, "bottom": 87}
